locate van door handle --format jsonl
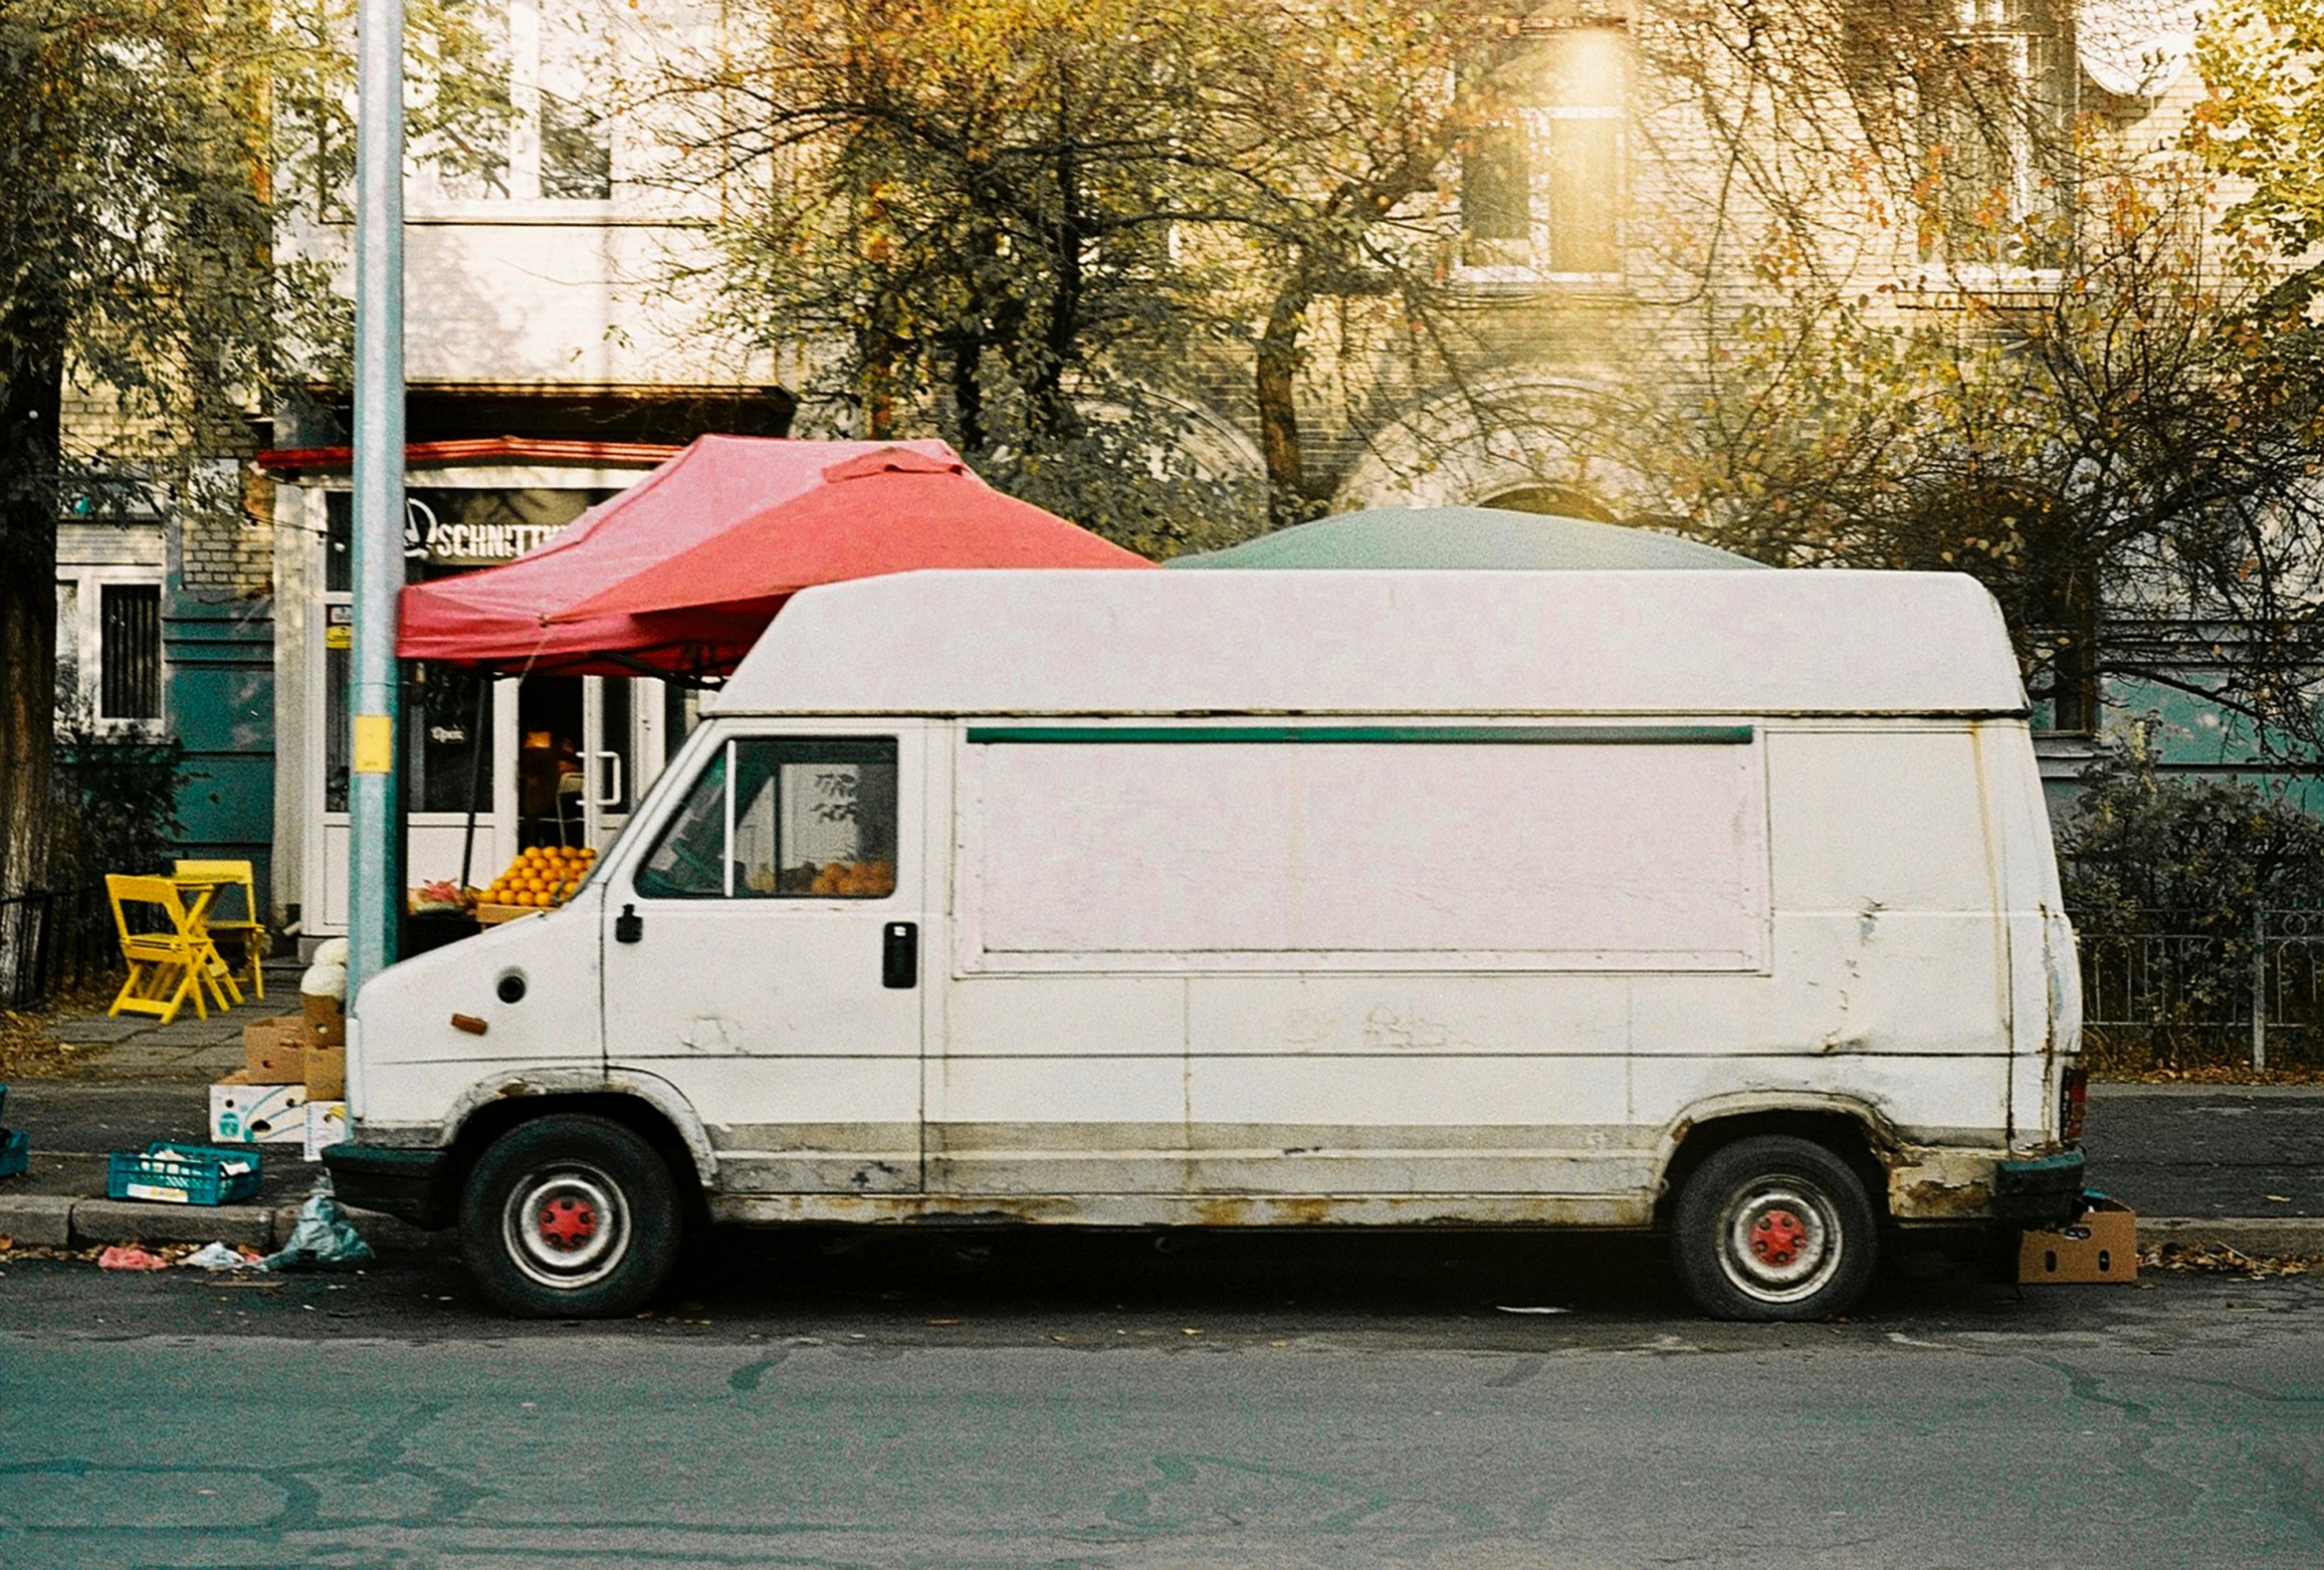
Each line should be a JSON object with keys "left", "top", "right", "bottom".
{"left": 883, "top": 922, "right": 918, "bottom": 989}
{"left": 615, "top": 903, "right": 643, "bottom": 944}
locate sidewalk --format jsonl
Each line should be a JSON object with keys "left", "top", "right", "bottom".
{"left": 1, "top": 969, "right": 430, "bottom": 1253}
{"left": 4, "top": 983, "right": 2321, "bottom": 1256}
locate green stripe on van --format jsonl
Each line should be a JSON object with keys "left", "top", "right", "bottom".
{"left": 963, "top": 725, "right": 1754, "bottom": 745}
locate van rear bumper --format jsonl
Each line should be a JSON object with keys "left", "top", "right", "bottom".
{"left": 1888, "top": 1145, "right": 2086, "bottom": 1225}
{"left": 321, "top": 1143, "right": 450, "bottom": 1230}
{"left": 1991, "top": 1148, "right": 2088, "bottom": 1226}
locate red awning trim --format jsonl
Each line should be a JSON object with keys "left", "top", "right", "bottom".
{"left": 254, "top": 437, "right": 685, "bottom": 478}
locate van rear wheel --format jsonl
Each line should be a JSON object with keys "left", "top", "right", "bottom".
{"left": 460, "top": 1114, "right": 681, "bottom": 1318}
{"left": 1671, "top": 1135, "right": 1878, "bottom": 1321}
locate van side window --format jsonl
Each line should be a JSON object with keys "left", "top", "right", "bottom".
{"left": 634, "top": 747, "right": 729, "bottom": 898}
{"left": 633, "top": 738, "right": 899, "bottom": 900}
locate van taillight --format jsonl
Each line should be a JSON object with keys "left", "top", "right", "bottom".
{"left": 2060, "top": 1063, "right": 2087, "bottom": 1144}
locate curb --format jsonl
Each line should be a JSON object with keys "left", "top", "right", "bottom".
{"left": 0, "top": 1194, "right": 434, "bottom": 1253}
{"left": 2140, "top": 1217, "right": 2324, "bottom": 1256}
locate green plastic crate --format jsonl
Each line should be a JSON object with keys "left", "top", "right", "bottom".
{"left": 106, "top": 1143, "right": 263, "bottom": 1207}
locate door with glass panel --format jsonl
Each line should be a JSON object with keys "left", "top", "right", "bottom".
{"left": 599, "top": 727, "right": 926, "bottom": 1194}
{"left": 580, "top": 676, "right": 634, "bottom": 848}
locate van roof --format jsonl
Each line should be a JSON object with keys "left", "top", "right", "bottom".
{"left": 707, "top": 568, "right": 2027, "bottom": 718}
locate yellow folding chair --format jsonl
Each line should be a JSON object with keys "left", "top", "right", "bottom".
{"left": 174, "top": 858, "right": 267, "bottom": 1001}
{"left": 106, "top": 875, "right": 231, "bottom": 1024}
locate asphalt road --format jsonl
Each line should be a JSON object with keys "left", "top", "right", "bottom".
{"left": 0, "top": 1234, "right": 2319, "bottom": 1569}
{"left": 2083, "top": 1085, "right": 2324, "bottom": 1218}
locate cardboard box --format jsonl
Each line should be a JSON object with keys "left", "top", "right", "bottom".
{"left": 304, "top": 1099, "right": 347, "bottom": 1162}
{"left": 2020, "top": 1198, "right": 2138, "bottom": 1283}
{"left": 244, "top": 1015, "right": 306, "bottom": 1080}
{"left": 303, "top": 1042, "right": 345, "bottom": 1100}
{"left": 302, "top": 992, "right": 346, "bottom": 1048}
{"left": 209, "top": 1081, "right": 309, "bottom": 1145}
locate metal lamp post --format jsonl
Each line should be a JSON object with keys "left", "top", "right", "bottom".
{"left": 348, "top": 0, "right": 407, "bottom": 997}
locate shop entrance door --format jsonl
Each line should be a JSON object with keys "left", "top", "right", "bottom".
{"left": 581, "top": 676, "right": 635, "bottom": 847}
{"left": 514, "top": 675, "right": 658, "bottom": 853}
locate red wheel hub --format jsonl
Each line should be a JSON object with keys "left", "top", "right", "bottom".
{"left": 537, "top": 1196, "right": 598, "bottom": 1250}
{"left": 1750, "top": 1209, "right": 1806, "bottom": 1267}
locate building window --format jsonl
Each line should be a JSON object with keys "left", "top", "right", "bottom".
{"left": 414, "top": 0, "right": 616, "bottom": 205}
{"left": 98, "top": 582, "right": 162, "bottom": 723}
{"left": 1461, "top": 27, "right": 1625, "bottom": 280}
{"left": 1918, "top": 0, "right": 2072, "bottom": 270}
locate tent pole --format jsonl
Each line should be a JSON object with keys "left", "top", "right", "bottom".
{"left": 459, "top": 670, "right": 489, "bottom": 892}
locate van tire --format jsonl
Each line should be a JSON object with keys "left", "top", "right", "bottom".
{"left": 459, "top": 1114, "right": 681, "bottom": 1318}
{"left": 1671, "top": 1135, "right": 1878, "bottom": 1321}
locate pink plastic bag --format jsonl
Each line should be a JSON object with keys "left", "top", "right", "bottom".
{"left": 97, "top": 1244, "right": 169, "bottom": 1271}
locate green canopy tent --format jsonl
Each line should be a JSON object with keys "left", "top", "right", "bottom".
{"left": 1166, "top": 507, "right": 1766, "bottom": 571}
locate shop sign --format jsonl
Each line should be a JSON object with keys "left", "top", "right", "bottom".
{"left": 404, "top": 495, "right": 573, "bottom": 565}
{"left": 325, "top": 602, "right": 353, "bottom": 651}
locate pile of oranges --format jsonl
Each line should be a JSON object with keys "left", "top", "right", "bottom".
{"left": 483, "top": 845, "right": 596, "bottom": 909}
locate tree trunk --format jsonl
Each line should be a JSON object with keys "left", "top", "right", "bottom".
{"left": 0, "top": 331, "right": 65, "bottom": 997}
{"left": 1257, "top": 262, "right": 1319, "bottom": 530}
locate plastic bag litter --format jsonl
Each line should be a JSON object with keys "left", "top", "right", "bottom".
{"left": 261, "top": 1183, "right": 374, "bottom": 1271}
{"left": 312, "top": 937, "right": 349, "bottom": 968}
{"left": 300, "top": 961, "right": 347, "bottom": 1001}
{"left": 98, "top": 1244, "right": 170, "bottom": 1271}
{"left": 182, "top": 1241, "right": 262, "bottom": 1271}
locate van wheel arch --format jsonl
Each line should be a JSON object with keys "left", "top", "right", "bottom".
{"left": 1654, "top": 1107, "right": 1892, "bottom": 1231}
{"left": 437, "top": 1093, "right": 709, "bottom": 1236}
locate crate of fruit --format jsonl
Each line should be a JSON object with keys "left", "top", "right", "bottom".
{"left": 106, "top": 1143, "right": 263, "bottom": 1207}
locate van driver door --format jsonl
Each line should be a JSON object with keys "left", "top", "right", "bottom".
{"left": 600, "top": 725, "right": 927, "bottom": 1194}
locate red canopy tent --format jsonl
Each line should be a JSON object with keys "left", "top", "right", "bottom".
{"left": 396, "top": 435, "right": 1152, "bottom": 678}
{"left": 553, "top": 445, "right": 1155, "bottom": 625}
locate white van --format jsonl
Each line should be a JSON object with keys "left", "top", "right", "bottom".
{"left": 329, "top": 568, "right": 2088, "bottom": 1321}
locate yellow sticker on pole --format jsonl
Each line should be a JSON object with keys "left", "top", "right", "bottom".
{"left": 352, "top": 714, "right": 393, "bottom": 775}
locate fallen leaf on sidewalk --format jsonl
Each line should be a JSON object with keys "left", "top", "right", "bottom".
{"left": 0, "top": 1235, "right": 13, "bottom": 1252}
{"left": 2265, "top": 1195, "right": 2292, "bottom": 1203}
{"left": 2141, "top": 1242, "right": 2320, "bottom": 1277}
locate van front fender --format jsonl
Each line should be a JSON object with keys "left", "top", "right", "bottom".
{"left": 441, "top": 1066, "right": 719, "bottom": 1189}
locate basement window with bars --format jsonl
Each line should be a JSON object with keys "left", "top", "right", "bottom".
{"left": 99, "top": 582, "right": 162, "bottom": 723}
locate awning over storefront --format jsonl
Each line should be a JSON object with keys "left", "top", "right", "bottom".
{"left": 396, "top": 436, "right": 1153, "bottom": 678}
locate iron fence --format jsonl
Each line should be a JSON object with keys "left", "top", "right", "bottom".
{"left": 0, "top": 884, "right": 111, "bottom": 1010}
{"left": 2076, "top": 908, "right": 2324, "bottom": 1070}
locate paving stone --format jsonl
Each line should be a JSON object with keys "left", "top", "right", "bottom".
{"left": 45, "top": 1019, "right": 146, "bottom": 1045}
{"left": 137, "top": 1020, "right": 243, "bottom": 1047}
{"left": 82, "top": 1044, "right": 211, "bottom": 1076}
{"left": 0, "top": 1195, "right": 74, "bottom": 1246}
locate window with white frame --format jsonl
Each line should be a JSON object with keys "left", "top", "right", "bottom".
{"left": 1918, "top": 0, "right": 2073, "bottom": 270}
{"left": 1460, "top": 27, "right": 1625, "bottom": 281}
{"left": 54, "top": 571, "right": 165, "bottom": 733}
{"left": 411, "top": 0, "right": 618, "bottom": 206}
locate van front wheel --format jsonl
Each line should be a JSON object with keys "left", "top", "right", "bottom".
{"left": 1671, "top": 1135, "right": 1878, "bottom": 1321}
{"left": 460, "top": 1114, "right": 681, "bottom": 1318}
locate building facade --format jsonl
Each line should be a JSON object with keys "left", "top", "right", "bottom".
{"left": 52, "top": 0, "right": 2267, "bottom": 934}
